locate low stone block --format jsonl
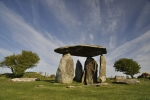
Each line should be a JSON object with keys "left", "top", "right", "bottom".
{"left": 114, "top": 79, "right": 140, "bottom": 84}
{"left": 10, "top": 78, "right": 40, "bottom": 82}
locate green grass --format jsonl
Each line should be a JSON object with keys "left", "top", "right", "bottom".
{"left": 0, "top": 77, "right": 150, "bottom": 100}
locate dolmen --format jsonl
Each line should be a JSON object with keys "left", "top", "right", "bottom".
{"left": 54, "top": 44, "right": 107, "bottom": 85}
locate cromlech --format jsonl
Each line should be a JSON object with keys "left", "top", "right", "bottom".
{"left": 54, "top": 44, "right": 107, "bottom": 85}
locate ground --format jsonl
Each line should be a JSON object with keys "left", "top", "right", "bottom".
{"left": 0, "top": 77, "right": 150, "bottom": 100}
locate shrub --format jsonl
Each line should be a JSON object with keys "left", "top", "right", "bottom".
{"left": 22, "top": 72, "right": 43, "bottom": 79}
{"left": 50, "top": 74, "right": 56, "bottom": 79}
{"left": 138, "top": 72, "right": 150, "bottom": 79}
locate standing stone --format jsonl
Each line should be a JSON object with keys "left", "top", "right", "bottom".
{"left": 55, "top": 53, "right": 74, "bottom": 83}
{"left": 74, "top": 60, "right": 83, "bottom": 82}
{"left": 81, "top": 71, "right": 85, "bottom": 84}
{"left": 82, "top": 57, "right": 98, "bottom": 85}
{"left": 99, "top": 54, "right": 106, "bottom": 82}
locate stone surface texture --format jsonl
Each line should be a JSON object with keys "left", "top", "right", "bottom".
{"left": 74, "top": 60, "right": 83, "bottom": 82}
{"left": 114, "top": 79, "right": 140, "bottom": 84}
{"left": 10, "top": 78, "right": 39, "bottom": 82}
{"left": 54, "top": 44, "right": 107, "bottom": 57}
{"left": 99, "top": 55, "right": 106, "bottom": 82}
{"left": 82, "top": 57, "right": 98, "bottom": 85}
{"left": 55, "top": 53, "right": 74, "bottom": 83}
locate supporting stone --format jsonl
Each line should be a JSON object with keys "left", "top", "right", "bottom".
{"left": 55, "top": 53, "right": 74, "bottom": 83}
{"left": 99, "top": 54, "right": 106, "bottom": 82}
{"left": 74, "top": 60, "right": 83, "bottom": 82}
{"left": 81, "top": 71, "right": 85, "bottom": 84}
{"left": 82, "top": 57, "right": 98, "bottom": 85}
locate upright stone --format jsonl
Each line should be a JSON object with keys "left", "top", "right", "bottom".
{"left": 55, "top": 53, "right": 74, "bottom": 83}
{"left": 99, "top": 54, "right": 106, "bottom": 82}
{"left": 82, "top": 57, "right": 98, "bottom": 85}
{"left": 74, "top": 60, "right": 83, "bottom": 82}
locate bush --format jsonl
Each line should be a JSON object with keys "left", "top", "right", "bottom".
{"left": 138, "top": 72, "right": 150, "bottom": 79}
{"left": 22, "top": 72, "right": 43, "bottom": 79}
{"left": 0, "top": 73, "right": 16, "bottom": 78}
{"left": 50, "top": 74, "right": 56, "bottom": 79}
{"left": 113, "top": 58, "right": 141, "bottom": 78}
{"left": 0, "top": 50, "right": 40, "bottom": 77}
{"left": 0, "top": 72, "right": 54, "bottom": 80}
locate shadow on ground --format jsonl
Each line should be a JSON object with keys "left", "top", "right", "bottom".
{"left": 42, "top": 79, "right": 55, "bottom": 83}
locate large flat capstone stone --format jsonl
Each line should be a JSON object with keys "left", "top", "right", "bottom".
{"left": 54, "top": 44, "right": 107, "bottom": 57}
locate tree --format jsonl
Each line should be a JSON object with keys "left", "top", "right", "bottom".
{"left": 113, "top": 58, "right": 141, "bottom": 78}
{"left": 0, "top": 50, "right": 40, "bottom": 77}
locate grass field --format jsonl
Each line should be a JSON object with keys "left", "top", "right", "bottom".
{"left": 0, "top": 77, "right": 150, "bottom": 100}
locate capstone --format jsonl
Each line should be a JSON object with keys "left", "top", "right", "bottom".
{"left": 54, "top": 44, "right": 107, "bottom": 57}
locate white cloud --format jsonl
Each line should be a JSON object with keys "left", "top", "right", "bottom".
{"left": 0, "top": 68, "right": 11, "bottom": 74}
{"left": 105, "top": 30, "right": 150, "bottom": 77}
{"left": 107, "top": 30, "right": 150, "bottom": 61}
{"left": 134, "top": 3, "right": 150, "bottom": 34}
{"left": 0, "top": 48, "right": 13, "bottom": 58}
{"left": 108, "top": 36, "right": 116, "bottom": 49}
{"left": 44, "top": 0, "right": 81, "bottom": 30}
{"left": 0, "top": 0, "right": 150, "bottom": 78}
{"left": 84, "top": 0, "right": 101, "bottom": 28}
{"left": 89, "top": 34, "right": 94, "bottom": 41}
{"left": 0, "top": 3, "right": 63, "bottom": 75}
{"left": 43, "top": 0, "right": 102, "bottom": 44}
{"left": 31, "top": 0, "right": 37, "bottom": 27}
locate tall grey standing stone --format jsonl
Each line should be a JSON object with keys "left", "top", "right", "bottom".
{"left": 74, "top": 60, "right": 83, "bottom": 82}
{"left": 82, "top": 57, "right": 98, "bottom": 85}
{"left": 55, "top": 53, "right": 74, "bottom": 83}
{"left": 99, "top": 54, "right": 106, "bottom": 82}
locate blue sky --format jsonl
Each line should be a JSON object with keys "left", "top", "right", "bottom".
{"left": 0, "top": 0, "right": 150, "bottom": 77}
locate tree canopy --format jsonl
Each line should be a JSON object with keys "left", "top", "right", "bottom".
{"left": 0, "top": 50, "right": 40, "bottom": 77}
{"left": 113, "top": 58, "right": 141, "bottom": 78}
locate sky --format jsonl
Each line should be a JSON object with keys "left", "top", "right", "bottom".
{"left": 0, "top": 0, "right": 150, "bottom": 77}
